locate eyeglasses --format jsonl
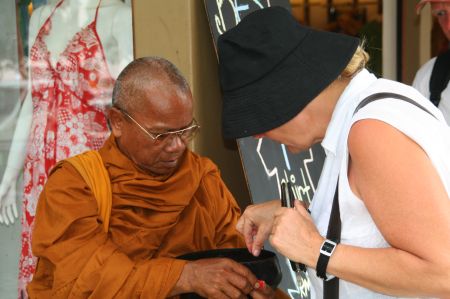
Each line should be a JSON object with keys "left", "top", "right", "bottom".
{"left": 114, "top": 106, "right": 200, "bottom": 144}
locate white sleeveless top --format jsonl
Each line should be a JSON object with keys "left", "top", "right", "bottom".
{"left": 412, "top": 56, "right": 450, "bottom": 125}
{"left": 308, "top": 70, "right": 449, "bottom": 298}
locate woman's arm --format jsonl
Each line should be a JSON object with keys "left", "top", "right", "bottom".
{"left": 270, "top": 119, "right": 450, "bottom": 298}
{"left": 340, "top": 118, "right": 450, "bottom": 296}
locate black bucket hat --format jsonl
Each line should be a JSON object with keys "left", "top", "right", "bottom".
{"left": 218, "top": 6, "right": 359, "bottom": 139}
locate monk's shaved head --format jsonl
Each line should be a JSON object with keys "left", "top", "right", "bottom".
{"left": 109, "top": 57, "right": 194, "bottom": 176}
{"left": 112, "top": 57, "right": 190, "bottom": 113}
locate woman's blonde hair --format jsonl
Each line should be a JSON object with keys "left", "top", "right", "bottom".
{"left": 340, "top": 42, "right": 370, "bottom": 78}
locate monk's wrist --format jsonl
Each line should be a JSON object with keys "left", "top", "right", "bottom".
{"left": 170, "top": 261, "right": 195, "bottom": 296}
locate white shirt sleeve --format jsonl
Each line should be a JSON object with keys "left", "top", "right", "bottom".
{"left": 412, "top": 57, "right": 437, "bottom": 99}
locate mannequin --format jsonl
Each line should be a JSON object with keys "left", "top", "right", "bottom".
{"left": 0, "top": 0, "right": 133, "bottom": 297}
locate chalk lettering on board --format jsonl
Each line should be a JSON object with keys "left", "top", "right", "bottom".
{"left": 256, "top": 138, "right": 317, "bottom": 202}
{"left": 297, "top": 275, "right": 311, "bottom": 298}
{"left": 299, "top": 168, "right": 312, "bottom": 203}
{"left": 303, "top": 148, "right": 316, "bottom": 194}
{"left": 284, "top": 258, "right": 301, "bottom": 298}
{"left": 214, "top": 0, "right": 226, "bottom": 34}
{"left": 256, "top": 137, "right": 282, "bottom": 194}
{"left": 213, "top": 0, "right": 271, "bottom": 35}
{"left": 254, "top": 137, "right": 318, "bottom": 298}
{"left": 281, "top": 144, "right": 292, "bottom": 171}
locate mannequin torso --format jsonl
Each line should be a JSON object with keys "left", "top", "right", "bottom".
{"left": 0, "top": 1, "right": 133, "bottom": 297}
{"left": 30, "top": 0, "right": 132, "bottom": 77}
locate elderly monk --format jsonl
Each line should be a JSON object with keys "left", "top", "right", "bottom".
{"left": 27, "top": 57, "right": 276, "bottom": 298}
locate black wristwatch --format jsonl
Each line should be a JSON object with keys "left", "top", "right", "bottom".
{"left": 316, "top": 239, "right": 337, "bottom": 280}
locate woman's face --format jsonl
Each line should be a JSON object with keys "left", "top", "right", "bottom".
{"left": 256, "top": 103, "right": 326, "bottom": 153}
{"left": 255, "top": 82, "right": 343, "bottom": 153}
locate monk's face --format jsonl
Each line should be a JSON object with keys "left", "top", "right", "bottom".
{"left": 111, "top": 82, "right": 194, "bottom": 177}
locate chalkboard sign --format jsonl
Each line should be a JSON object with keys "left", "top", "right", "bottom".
{"left": 203, "top": 1, "right": 326, "bottom": 298}
{"left": 236, "top": 139, "right": 325, "bottom": 298}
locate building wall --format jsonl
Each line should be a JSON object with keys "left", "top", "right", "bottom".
{"left": 132, "top": 0, "right": 250, "bottom": 208}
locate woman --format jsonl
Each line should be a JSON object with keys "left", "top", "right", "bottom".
{"left": 217, "top": 6, "right": 450, "bottom": 298}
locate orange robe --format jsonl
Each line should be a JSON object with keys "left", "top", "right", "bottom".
{"left": 28, "top": 136, "right": 245, "bottom": 298}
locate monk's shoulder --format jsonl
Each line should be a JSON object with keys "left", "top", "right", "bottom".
{"left": 48, "top": 160, "right": 83, "bottom": 181}
{"left": 45, "top": 160, "right": 91, "bottom": 197}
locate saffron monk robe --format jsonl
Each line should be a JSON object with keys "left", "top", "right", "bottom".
{"left": 27, "top": 57, "right": 288, "bottom": 299}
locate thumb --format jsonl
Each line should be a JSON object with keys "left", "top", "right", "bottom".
{"left": 294, "top": 199, "right": 308, "bottom": 213}
{"left": 251, "top": 225, "right": 271, "bottom": 256}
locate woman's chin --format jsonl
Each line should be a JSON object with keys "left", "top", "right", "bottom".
{"left": 286, "top": 145, "right": 304, "bottom": 154}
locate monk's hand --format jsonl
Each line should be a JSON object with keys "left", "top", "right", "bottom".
{"left": 236, "top": 200, "right": 280, "bottom": 257}
{"left": 182, "top": 257, "right": 258, "bottom": 298}
{"left": 250, "top": 280, "right": 275, "bottom": 299}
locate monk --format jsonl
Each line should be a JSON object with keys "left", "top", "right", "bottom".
{"left": 27, "top": 57, "right": 275, "bottom": 298}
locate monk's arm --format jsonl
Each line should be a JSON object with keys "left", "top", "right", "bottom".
{"left": 29, "top": 163, "right": 186, "bottom": 299}
{"left": 202, "top": 169, "right": 246, "bottom": 248}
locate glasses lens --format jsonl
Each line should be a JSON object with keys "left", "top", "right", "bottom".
{"left": 181, "top": 126, "right": 199, "bottom": 141}
{"left": 154, "top": 125, "right": 199, "bottom": 143}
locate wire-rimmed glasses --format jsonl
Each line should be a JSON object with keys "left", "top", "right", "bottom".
{"left": 114, "top": 105, "right": 200, "bottom": 144}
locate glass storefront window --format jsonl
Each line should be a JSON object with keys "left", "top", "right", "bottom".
{"left": 0, "top": 1, "right": 133, "bottom": 298}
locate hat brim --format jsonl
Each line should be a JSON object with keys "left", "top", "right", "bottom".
{"left": 222, "top": 28, "right": 359, "bottom": 139}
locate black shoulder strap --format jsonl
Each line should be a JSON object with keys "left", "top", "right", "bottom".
{"left": 323, "top": 181, "right": 341, "bottom": 299}
{"left": 353, "top": 92, "right": 436, "bottom": 118}
{"left": 429, "top": 50, "right": 450, "bottom": 107}
{"left": 323, "top": 92, "right": 435, "bottom": 299}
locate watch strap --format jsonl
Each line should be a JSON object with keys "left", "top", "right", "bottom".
{"left": 316, "top": 239, "right": 337, "bottom": 279}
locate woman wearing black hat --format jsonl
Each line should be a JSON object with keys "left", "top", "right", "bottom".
{"left": 218, "top": 6, "right": 450, "bottom": 299}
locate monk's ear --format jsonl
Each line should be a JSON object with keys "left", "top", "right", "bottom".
{"left": 108, "top": 107, "right": 124, "bottom": 137}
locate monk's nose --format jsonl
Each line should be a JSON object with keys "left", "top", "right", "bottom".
{"left": 164, "top": 134, "right": 186, "bottom": 152}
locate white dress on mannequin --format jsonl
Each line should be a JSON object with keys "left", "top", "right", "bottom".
{"left": 0, "top": 0, "right": 133, "bottom": 297}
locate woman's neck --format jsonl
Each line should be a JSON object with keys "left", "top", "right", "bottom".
{"left": 310, "top": 77, "right": 351, "bottom": 142}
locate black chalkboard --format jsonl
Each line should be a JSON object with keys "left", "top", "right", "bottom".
{"left": 203, "top": 1, "right": 326, "bottom": 298}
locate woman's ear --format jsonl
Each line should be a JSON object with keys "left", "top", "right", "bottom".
{"left": 108, "top": 107, "right": 124, "bottom": 137}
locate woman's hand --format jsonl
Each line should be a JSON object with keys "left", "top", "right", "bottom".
{"left": 269, "top": 200, "right": 324, "bottom": 267}
{"left": 236, "top": 200, "right": 280, "bottom": 256}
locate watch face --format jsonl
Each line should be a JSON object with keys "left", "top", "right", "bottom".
{"left": 322, "top": 242, "right": 335, "bottom": 254}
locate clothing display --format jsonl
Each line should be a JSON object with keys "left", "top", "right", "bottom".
{"left": 412, "top": 56, "right": 450, "bottom": 125}
{"left": 19, "top": 0, "right": 114, "bottom": 294}
{"left": 309, "top": 69, "right": 450, "bottom": 298}
{"left": 27, "top": 135, "right": 244, "bottom": 298}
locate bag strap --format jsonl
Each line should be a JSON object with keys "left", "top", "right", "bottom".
{"left": 323, "top": 92, "right": 434, "bottom": 299}
{"left": 429, "top": 49, "right": 450, "bottom": 107}
{"left": 66, "top": 151, "right": 112, "bottom": 232}
{"left": 354, "top": 92, "right": 435, "bottom": 118}
{"left": 323, "top": 181, "right": 341, "bottom": 299}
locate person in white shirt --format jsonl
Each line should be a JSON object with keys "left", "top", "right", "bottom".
{"left": 218, "top": 6, "right": 450, "bottom": 298}
{"left": 413, "top": 0, "right": 450, "bottom": 124}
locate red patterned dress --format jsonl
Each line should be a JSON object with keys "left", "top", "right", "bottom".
{"left": 18, "top": 0, "right": 114, "bottom": 296}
